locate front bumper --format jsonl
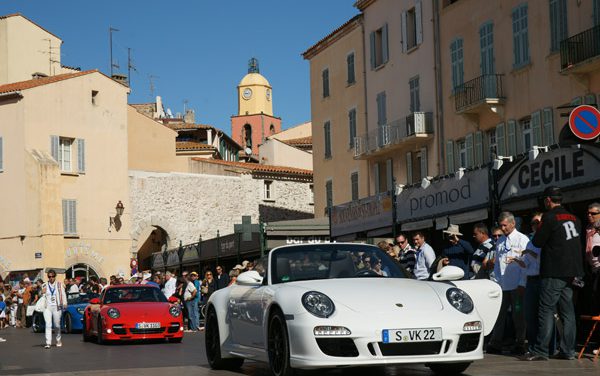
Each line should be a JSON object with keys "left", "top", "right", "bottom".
{"left": 286, "top": 311, "right": 483, "bottom": 369}
{"left": 100, "top": 320, "right": 184, "bottom": 340}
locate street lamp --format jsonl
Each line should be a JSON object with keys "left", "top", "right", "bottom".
{"left": 421, "top": 176, "right": 433, "bottom": 189}
{"left": 108, "top": 201, "right": 125, "bottom": 232}
{"left": 529, "top": 146, "right": 549, "bottom": 161}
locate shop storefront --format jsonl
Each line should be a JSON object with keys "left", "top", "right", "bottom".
{"left": 265, "top": 217, "right": 330, "bottom": 250}
{"left": 330, "top": 192, "right": 394, "bottom": 241}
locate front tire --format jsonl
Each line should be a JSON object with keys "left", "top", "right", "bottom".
{"left": 82, "top": 316, "right": 93, "bottom": 342}
{"left": 268, "top": 309, "right": 294, "bottom": 376}
{"left": 427, "top": 362, "right": 472, "bottom": 375}
{"left": 64, "top": 313, "right": 72, "bottom": 334}
{"left": 32, "top": 313, "right": 44, "bottom": 333}
{"left": 205, "top": 307, "right": 244, "bottom": 370}
{"left": 96, "top": 319, "right": 105, "bottom": 345}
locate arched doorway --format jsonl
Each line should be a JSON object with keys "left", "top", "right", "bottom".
{"left": 137, "top": 226, "right": 169, "bottom": 271}
{"left": 65, "top": 263, "right": 99, "bottom": 280}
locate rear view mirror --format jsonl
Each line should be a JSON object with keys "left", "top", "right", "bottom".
{"left": 236, "top": 270, "right": 263, "bottom": 285}
{"left": 432, "top": 266, "right": 465, "bottom": 281}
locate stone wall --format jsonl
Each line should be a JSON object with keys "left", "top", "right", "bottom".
{"left": 129, "top": 170, "right": 313, "bottom": 252}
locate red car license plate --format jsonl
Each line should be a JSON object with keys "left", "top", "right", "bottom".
{"left": 136, "top": 322, "right": 160, "bottom": 329}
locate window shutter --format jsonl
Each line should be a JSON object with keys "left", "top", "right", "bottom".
{"left": 465, "top": 133, "right": 474, "bottom": 168}
{"left": 77, "top": 139, "right": 85, "bottom": 173}
{"left": 571, "top": 96, "right": 582, "bottom": 105}
{"left": 62, "top": 200, "right": 68, "bottom": 234}
{"left": 324, "top": 121, "right": 331, "bottom": 158}
{"left": 406, "top": 152, "right": 413, "bottom": 185}
{"left": 382, "top": 23, "right": 389, "bottom": 64}
{"left": 386, "top": 158, "right": 393, "bottom": 191}
{"left": 347, "top": 53, "right": 355, "bottom": 84}
{"left": 381, "top": 92, "right": 387, "bottom": 125}
{"left": 507, "top": 120, "right": 517, "bottom": 156}
{"left": 401, "top": 11, "right": 408, "bottom": 53}
{"left": 348, "top": 109, "right": 356, "bottom": 148}
{"left": 416, "top": 0, "right": 423, "bottom": 45}
{"left": 516, "top": 122, "right": 524, "bottom": 154}
{"left": 474, "top": 131, "right": 483, "bottom": 166}
{"left": 584, "top": 94, "right": 597, "bottom": 105}
{"left": 522, "top": 5, "right": 529, "bottom": 64}
{"left": 70, "top": 200, "right": 77, "bottom": 235}
{"left": 512, "top": 9, "right": 521, "bottom": 66}
{"left": 370, "top": 32, "right": 376, "bottom": 70}
{"left": 0, "top": 136, "right": 3, "bottom": 171}
{"left": 543, "top": 108, "right": 555, "bottom": 146}
{"left": 51, "top": 135, "right": 59, "bottom": 162}
{"left": 322, "top": 69, "right": 329, "bottom": 98}
{"left": 374, "top": 162, "right": 380, "bottom": 193}
{"left": 420, "top": 146, "right": 428, "bottom": 178}
{"left": 445, "top": 140, "right": 455, "bottom": 174}
{"left": 496, "top": 123, "right": 506, "bottom": 156}
{"left": 595, "top": 0, "right": 600, "bottom": 26}
{"left": 531, "top": 111, "right": 542, "bottom": 146}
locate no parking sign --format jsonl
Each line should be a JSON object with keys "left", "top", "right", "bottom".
{"left": 569, "top": 105, "right": 600, "bottom": 140}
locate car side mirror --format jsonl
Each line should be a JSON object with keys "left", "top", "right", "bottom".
{"left": 89, "top": 298, "right": 100, "bottom": 305}
{"left": 236, "top": 270, "right": 263, "bottom": 285}
{"left": 432, "top": 266, "right": 465, "bottom": 281}
{"left": 168, "top": 296, "right": 179, "bottom": 303}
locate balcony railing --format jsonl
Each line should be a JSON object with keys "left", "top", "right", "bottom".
{"left": 454, "top": 74, "right": 504, "bottom": 112}
{"left": 560, "top": 24, "right": 600, "bottom": 70}
{"left": 354, "top": 112, "right": 433, "bottom": 157}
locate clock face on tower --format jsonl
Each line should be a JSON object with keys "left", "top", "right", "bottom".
{"left": 242, "top": 88, "right": 253, "bottom": 100}
{"left": 266, "top": 89, "right": 271, "bottom": 101}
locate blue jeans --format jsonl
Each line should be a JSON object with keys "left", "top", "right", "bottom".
{"left": 185, "top": 300, "right": 199, "bottom": 330}
{"left": 525, "top": 277, "right": 557, "bottom": 354}
{"left": 532, "top": 278, "right": 576, "bottom": 358}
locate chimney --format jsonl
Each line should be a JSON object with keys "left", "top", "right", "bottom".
{"left": 184, "top": 109, "right": 195, "bottom": 124}
{"left": 111, "top": 74, "right": 128, "bottom": 87}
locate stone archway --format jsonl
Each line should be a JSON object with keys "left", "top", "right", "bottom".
{"left": 131, "top": 217, "right": 174, "bottom": 271}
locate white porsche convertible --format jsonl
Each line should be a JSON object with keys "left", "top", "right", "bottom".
{"left": 205, "top": 243, "right": 502, "bottom": 376}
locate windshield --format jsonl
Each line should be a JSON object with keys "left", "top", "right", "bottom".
{"left": 102, "top": 287, "right": 168, "bottom": 304}
{"left": 67, "top": 292, "right": 99, "bottom": 305}
{"left": 271, "top": 243, "right": 410, "bottom": 284}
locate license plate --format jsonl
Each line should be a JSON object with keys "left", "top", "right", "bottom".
{"left": 136, "top": 322, "right": 160, "bottom": 329}
{"left": 382, "top": 328, "right": 442, "bottom": 343}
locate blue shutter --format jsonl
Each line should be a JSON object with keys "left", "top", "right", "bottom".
{"left": 70, "top": 200, "right": 77, "bottom": 235}
{"left": 446, "top": 140, "right": 455, "bottom": 174}
{"left": 496, "top": 123, "right": 506, "bottom": 156}
{"left": 51, "top": 135, "right": 59, "bottom": 162}
{"left": 531, "top": 111, "right": 542, "bottom": 146}
{"left": 474, "top": 131, "right": 483, "bottom": 166}
{"left": 347, "top": 53, "right": 355, "bottom": 84}
{"left": 465, "top": 133, "right": 474, "bottom": 168}
{"left": 324, "top": 121, "right": 331, "bottom": 158}
{"left": 382, "top": 23, "right": 389, "bottom": 64}
{"left": 420, "top": 146, "right": 428, "bottom": 178}
{"left": 543, "top": 108, "right": 555, "bottom": 146}
{"left": 370, "top": 32, "right": 376, "bottom": 70}
{"left": 507, "top": 120, "right": 517, "bottom": 156}
{"left": 348, "top": 109, "right": 356, "bottom": 148}
{"left": 595, "top": 0, "right": 600, "bottom": 26}
{"left": 374, "top": 163, "right": 380, "bottom": 193}
{"left": 322, "top": 69, "right": 329, "bottom": 98}
{"left": 416, "top": 0, "right": 423, "bottom": 45}
{"left": 401, "top": 11, "right": 408, "bottom": 53}
{"left": 62, "top": 200, "right": 68, "bottom": 234}
{"left": 386, "top": 158, "right": 393, "bottom": 192}
{"left": 77, "top": 139, "right": 85, "bottom": 173}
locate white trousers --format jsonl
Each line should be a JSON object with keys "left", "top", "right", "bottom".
{"left": 43, "top": 306, "right": 62, "bottom": 345}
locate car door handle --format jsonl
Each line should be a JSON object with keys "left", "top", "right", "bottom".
{"left": 488, "top": 291, "right": 501, "bottom": 299}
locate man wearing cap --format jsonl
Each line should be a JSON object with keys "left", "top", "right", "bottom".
{"left": 522, "top": 187, "right": 584, "bottom": 361}
{"left": 441, "top": 224, "right": 474, "bottom": 279}
{"left": 183, "top": 272, "right": 198, "bottom": 331}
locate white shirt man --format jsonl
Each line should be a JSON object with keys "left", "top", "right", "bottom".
{"left": 412, "top": 233, "right": 436, "bottom": 280}
{"left": 162, "top": 272, "right": 177, "bottom": 298}
{"left": 42, "top": 271, "right": 67, "bottom": 349}
{"left": 183, "top": 280, "right": 197, "bottom": 301}
{"left": 494, "top": 228, "right": 529, "bottom": 291}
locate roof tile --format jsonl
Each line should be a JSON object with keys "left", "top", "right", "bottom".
{"left": 191, "top": 158, "right": 312, "bottom": 176}
{"left": 0, "top": 70, "right": 97, "bottom": 94}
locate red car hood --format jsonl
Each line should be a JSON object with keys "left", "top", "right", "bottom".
{"left": 104, "top": 302, "right": 172, "bottom": 320}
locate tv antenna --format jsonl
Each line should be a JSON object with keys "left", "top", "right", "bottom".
{"left": 127, "top": 47, "right": 137, "bottom": 87}
{"left": 148, "top": 74, "right": 159, "bottom": 98}
{"left": 40, "top": 38, "right": 60, "bottom": 75}
{"left": 109, "top": 27, "right": 120, "bottom": 76}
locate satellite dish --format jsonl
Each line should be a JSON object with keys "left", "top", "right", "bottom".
{"left": 244, "top": 147, "right": 252, "bottom": 155}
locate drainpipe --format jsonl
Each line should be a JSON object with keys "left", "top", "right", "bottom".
{"left": 433, "top": 0, "right": 445, "bottom": 175}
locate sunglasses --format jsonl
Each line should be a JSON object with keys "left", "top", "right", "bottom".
{"left": 47, "top": 275, "right": 56, "bottom": 279}
{"left": 588, "top": 211, "right": 600, "bottom": 216}
{"left": 492, "top": 234, "right": 502, "bottom": 238}
{"left": 397, "top": 240, "right": 406, "bottom": 244}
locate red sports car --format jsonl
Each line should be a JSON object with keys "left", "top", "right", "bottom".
{"left": 82, "top": 284, "right": 184, "bottom": 343}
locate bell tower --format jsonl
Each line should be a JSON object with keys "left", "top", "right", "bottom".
{"left": 231, "top": 58, "right": 282, "bottom": 156}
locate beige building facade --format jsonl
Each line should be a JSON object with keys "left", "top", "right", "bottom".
{"left": 303, "top": 15, "right": 369, "bottom": 218}
{"left": 440, "top": 0, "right": 600, "bottom": 172}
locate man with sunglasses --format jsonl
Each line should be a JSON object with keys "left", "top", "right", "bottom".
{"left": 41, "top": 270, "right": 67, "bottom": 349}
{"left": 395, "top": 233, "right": 416, "bottom": 274}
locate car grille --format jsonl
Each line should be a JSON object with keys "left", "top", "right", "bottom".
{"left": 112, "top": 325, "right": 126, "bottom": 335}
{"left": 129, "top": 327, "right": 165, "bottom": 334}
{"left": 457, "top": 333, "right": 480, "bottom": 353}
{"left": 377, "top": 341, "right": 443, "bottom": 356}
{"left": 316, "top": 338, "right": 359, "bottom": 357}
{"left": 167, "top": 323, "right": 181, "bottom": 333}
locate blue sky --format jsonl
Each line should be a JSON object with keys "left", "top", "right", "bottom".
{"left": 1, "top": 1, "right": 358, "bottom": 132}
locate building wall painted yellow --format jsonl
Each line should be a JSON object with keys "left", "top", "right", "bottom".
{"left": 306, "top": 18, "right": 369, "bottom": 218}
{"left": 0, "top": 15, "right": 63, "bottom": 85}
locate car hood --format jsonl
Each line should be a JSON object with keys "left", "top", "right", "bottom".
{"left": 288, "top": 278, "right": 443, "bottom": 313}
{"left": 104, "top": 302, "right": 171, "bottom": 319}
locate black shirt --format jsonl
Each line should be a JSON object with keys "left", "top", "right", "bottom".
{"left": 532, "top": 206, "right": 584, "bottom": 278}
{"left": 215, "top": 273, "right": 230, "bottom": 290}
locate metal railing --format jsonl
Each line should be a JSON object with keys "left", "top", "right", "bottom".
{"left": 454, "top": 74, "right": 504, "bottom": 112}
{"left": 560, "top": 24, "right": 600, "bottom": 70}
{"left": 354, "top": 113, "right": 433, "bottom": 157}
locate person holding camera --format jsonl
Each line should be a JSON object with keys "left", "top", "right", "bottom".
{"left": 441, "top": 224, "right": 474, "bottom": 279}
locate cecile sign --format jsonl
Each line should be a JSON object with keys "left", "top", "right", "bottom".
{"left": 499, "top": 145, "right": 600, "bottom": 201}
{"left": 396, "top": 168, "right": 489, "bottom": 222}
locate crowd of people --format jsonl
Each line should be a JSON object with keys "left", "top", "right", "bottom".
{"left": 377, "top": 186, "right": 600, "bottom": 361}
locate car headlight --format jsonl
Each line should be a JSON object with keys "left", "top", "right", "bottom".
{"left": 76, "top": 307, "right": 85, "bottom": 315}
{"left": 446, "top": 288, "right": 474, "bottom": 314}
{"left": 106, "top": 308, "right": 120, "bottom": 319}
{"left": 169, "top": 305, "right": 181, "bottom": 317}
{"left": 302, "top": 291, "right": 335, "bottom": 318}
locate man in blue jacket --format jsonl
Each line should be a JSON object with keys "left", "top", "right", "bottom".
{"left": 441, "top": 224, "right": 474, "bottom": 279}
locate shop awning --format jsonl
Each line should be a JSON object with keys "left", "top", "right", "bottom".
{"left": 401, "top": 219, "right": 434, "bottom": 231}
{"left": 366, "top": 226, "right": 393, "bottom": 237}
{"left": 449, "top": 208, "right": 488, "bottom": 224}
{"left": 266, "top": 217, "right": 330, "bottom": 249}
